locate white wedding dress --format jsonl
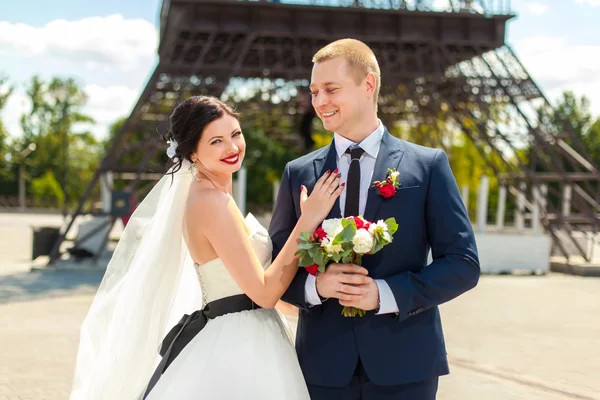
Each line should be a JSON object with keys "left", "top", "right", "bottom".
{"left": 145, "top": 214, "right": 310, "bottom": 400}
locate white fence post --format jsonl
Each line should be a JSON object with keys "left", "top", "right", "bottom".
{"left": 476, "top": 176, "right": 489, "bottom": 234}
{"left": 100, "top": 172, "right": 113, "bottom": 213}
{"left": 540, "top": 184, "right": 548, "bottom": 214}
{"left": 532, "top": 185, "right": 541, "bottom": 233}
{"left": 516, "top": 182, "right": 526, "bottom": 231}
{"left": 562, "top": 184, "right": 572, "bottom": 217}
{"left": 461, "top": 185, "right": 469, "bottom": 211}
{"left": 496, "top": 185, "right": 507, "bottom": 231}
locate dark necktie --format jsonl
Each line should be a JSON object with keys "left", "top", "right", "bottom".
{"left": 344, "top": 146, "right": 365, "bottom": 217}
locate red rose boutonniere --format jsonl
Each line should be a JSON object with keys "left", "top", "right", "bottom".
{"left": 372, "top": 168, "right": 400, "bottom": 199}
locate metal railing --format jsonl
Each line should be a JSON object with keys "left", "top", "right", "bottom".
{"left": 0, "top": 195, "right": 61, "bottom": 210}
{"left": 160, "top": 0, "right": 513, "bottom": 34}
{"left": 230, "top": 0, "right": 512, "bottom": 15}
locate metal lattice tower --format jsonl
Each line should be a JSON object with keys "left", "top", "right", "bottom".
{"left": 48, "top": 0, "right": 600, "bottom": 265}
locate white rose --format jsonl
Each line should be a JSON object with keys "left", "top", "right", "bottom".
{"left": 326, "top": 243, "right": 344, "bottom": 255}
{"left": 322, "top": 218, "right": 343, "bottom": 238}
{"left": 352, "top": 228, "right": 374, "bottom": 254}
{"left": 368, "top": 220, "right": 388, "bottom": 235}
{"left": 320, "top": 238, "right": 343, "bottom": 256}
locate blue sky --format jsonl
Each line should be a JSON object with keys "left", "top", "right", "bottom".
{"left": 1, "top": 0, "right": 599, "bottom": 139}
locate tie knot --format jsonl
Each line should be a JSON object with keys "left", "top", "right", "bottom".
{"left": 345, "top": 146, "right": 365, "bottom": 160}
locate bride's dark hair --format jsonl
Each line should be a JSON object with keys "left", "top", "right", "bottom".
{"left": 163, "top": 95, "right": 240, "bottom": 174}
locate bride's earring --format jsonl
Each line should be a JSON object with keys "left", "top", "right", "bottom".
{"left": 189, "top": 162, "right": 201, "bottom": 181}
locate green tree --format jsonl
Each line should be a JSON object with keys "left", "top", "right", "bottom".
{"left": 0, "top": 75, "right": 13, "bottom": 192}
{"left": 584, "top": 119, "right": 600, "bottom": 167}
{"left": 239, "top": 106, "right": 301, "bottom": 211}
{"left": 15, "top": 75, "right": 101, "bottom": 209}
{"left": 31, "top": 170, "right": 64, "bottom": 208}
{"left": 537, "top": 91, "right": 600, "bottom": 169}
{"left": 242, "top": 126, "right": 299, "bottom": 211}
{"left": 529, "top": 91, "right": 600, "bottom": 216}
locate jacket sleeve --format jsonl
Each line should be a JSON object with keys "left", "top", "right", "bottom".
{"left": 384, "top": 150, "right": 480, "bottom": 322}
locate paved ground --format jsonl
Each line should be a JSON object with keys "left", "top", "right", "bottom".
{"left": 439, "top": 274, "right": 600, "bottom": 400}
{"left": 1, "top": 212, "right": 599, "bottom": 400}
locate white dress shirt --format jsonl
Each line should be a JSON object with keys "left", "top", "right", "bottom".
{"left": 304, "top": 121, "right": 399, "bottom": 315}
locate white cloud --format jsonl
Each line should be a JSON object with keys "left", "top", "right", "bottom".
{"left": 575, "top": 0, "right": 600, "bottom": 6}
{"left": 525, "top": 2, "right": 549, "bottom": 14}
{"left": 512, "top": 36, "right": 600, "bottom": 116}
{"left": 0, "top": 15, "right": 154, "bottom": 139}
{"left": 82, "top": 84, "right": 140, "bottom": 137}
{"left": 0, "top": 15, "right": 157, "bottom": 71}
{"left": 1, "top": 90, "right": 28, "bottom": 138}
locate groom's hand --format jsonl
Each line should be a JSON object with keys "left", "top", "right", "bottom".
{"left": 316, "top": 263, "right": 371, "bottom": 301}
{"left": 338, "top": 279, "right": 380, "bottom": 311}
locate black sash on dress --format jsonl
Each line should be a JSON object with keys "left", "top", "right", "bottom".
{"left": 143, "top": 294, "right": 261, "bottom": 398}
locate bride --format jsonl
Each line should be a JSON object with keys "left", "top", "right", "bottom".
{"left": 69, "top": 96, "right": 347, "bottom": 399}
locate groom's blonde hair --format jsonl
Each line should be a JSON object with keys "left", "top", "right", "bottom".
{"left": 312, "top": 38, "right": 381, "bottom": 109}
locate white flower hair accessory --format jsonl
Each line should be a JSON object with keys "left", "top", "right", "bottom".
{"left": 166, "top": 138, "right": 178, "bottom": 159}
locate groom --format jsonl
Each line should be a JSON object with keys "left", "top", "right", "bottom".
{"left": 269, "top": 38, "right": 480, "bottom": 399}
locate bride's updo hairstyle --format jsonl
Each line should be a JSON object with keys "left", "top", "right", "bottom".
{"left": 163, "top": 95, "right": 240, "bottom": 174}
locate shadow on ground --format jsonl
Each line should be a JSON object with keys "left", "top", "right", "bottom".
{"left": 0, "top": 270, "right": 103, "bottom": 304}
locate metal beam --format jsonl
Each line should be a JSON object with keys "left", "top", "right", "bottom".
{"left": 500, "top": 172, "right": 600, "bottom": 182}
{"left": 47, "top": 66, "right": 163, "bottom": 264}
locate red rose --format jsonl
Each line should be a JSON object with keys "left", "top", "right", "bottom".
{"left": 363, "top": 221, "right": 371, "bottom": 231}
{"left": 379, "top": 184, "right": 396, "bottom": 199}
{"left": 352, "top": 216, "right": 365, "bottom": 229}
{"left": 314, "top": 227, "right": 327, "bottom": 241}
{"left": 306, "top": 264, "right": 319, "bottom": 276}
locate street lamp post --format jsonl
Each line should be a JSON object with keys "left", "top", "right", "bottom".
{"left": 19, "top": 143, "right": 37, "bottom": 211}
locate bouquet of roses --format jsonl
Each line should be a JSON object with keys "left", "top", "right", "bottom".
{"left": 295, "top": 216, "right": 398, "bottom": 317}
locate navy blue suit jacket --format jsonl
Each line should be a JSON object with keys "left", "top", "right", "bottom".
{"left": 268, "top": 129, "right": 480, "bottom": 388}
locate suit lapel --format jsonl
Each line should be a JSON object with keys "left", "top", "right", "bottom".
{"left": 363, "top": 130, "right": 405, "bottom": 222}
{"left": 313, "top": 142, "right": 341, "bottom": 219}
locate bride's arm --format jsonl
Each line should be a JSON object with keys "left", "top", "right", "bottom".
{"left": 187, "top": 171, "right": 344, "bottom": 309}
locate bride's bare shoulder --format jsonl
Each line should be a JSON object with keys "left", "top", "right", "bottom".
{"left": 186, "top": 185, "right": 234, "bottom": 219}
